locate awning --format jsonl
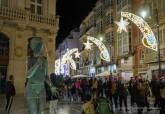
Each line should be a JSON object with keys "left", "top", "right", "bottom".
{"left": 71, "top": 74, "right": 89, "bottom": 79}
{"left": 96, "top": 71, "right": 111, "bottom": 77}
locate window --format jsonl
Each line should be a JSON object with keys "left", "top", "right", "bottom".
{"left": 96, "top": 21, "right": 103, "bottom": 33}
{"left": 140, "top": 50, "right": 145, "bottom": 64}
{"left": 105, "top": 32, "right": 113, "bottom": 44}
{"left": 30, "top": 0, "right": 43, "bottom": 15}
{"left": 104, "top": 0, "right": 113, "bottom": 9}
{"left": 159, "top": 27, "right": 165, "bottom": 46}
{"left": 96, "top": 5, "right": 103, "bottom": 17}
{"left": 162, "top": 28, "right": 165, "bottom": 45}
{"left": 0, "top": 0, "right": 8, "bottom": 7}
{"left": 118, "top": 31, "right": 129, "bottom": 56}
{"left": 117, "top": 0, "right": 130, "bottom": 11}
{"left": 104, "top": 13, "right": 113, "bottom": 27}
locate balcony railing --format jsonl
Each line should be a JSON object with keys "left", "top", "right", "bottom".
{"left": 0, "top": 7, "right": 59, "bottom": 27}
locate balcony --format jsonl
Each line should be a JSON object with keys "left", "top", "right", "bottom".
{"left": 0, "top": 7, "right": 59, "bottom": 29}
{"left": 144, "top": 51, "right": 157, "bottom": 63}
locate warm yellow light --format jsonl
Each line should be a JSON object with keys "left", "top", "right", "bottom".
{"left": 86, "top": 36, "right": 110, "bottom": 62}
{"left": 115, "top": 17, "right": 129, "bottom": 33}
{"left": 116, "top": 12, "right": 157, "bottom": 51}
{"left": 83, "top": 40, "right": 93, "bottom": 50}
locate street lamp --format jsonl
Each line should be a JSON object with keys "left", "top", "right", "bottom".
{"left": 140, "top": 6, "right": 161, "bottom": 76}
{"left": 100, "top": 37, "right": 103, "bottom": 41}
{"left": 140, "top": 10, "right": 147, "bottom": 18}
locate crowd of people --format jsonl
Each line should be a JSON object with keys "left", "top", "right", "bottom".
{"left": 3, "top": 73, "right": 165, "bottom": 114}
{"left": 60, "top": 74, "right": 165, "bottom": 114}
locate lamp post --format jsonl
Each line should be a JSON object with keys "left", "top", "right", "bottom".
{"left": 155, "top": 8, "right": 161, "bottom": 76}
{"left": 140, "top": 7, "right": 161, "bottom": 76}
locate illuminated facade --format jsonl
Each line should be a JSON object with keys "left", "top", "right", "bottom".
{"left": 79, "top": 0, "right": 117, "bottom": 76}
{"left": 115, "top": 0, "right": 134, "bottom": 79}
{"left": 143, "top": 0, "right": 165, "bottom": 78}
{"left": 56, "top": 28, "right": 82, "bottom": 76}
{"left": 0, "top": 0, "right": 59, "bottom": 94}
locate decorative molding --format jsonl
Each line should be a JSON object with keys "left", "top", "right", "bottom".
{"left": 14, "top": 46, "right": 23, "bottom": 57}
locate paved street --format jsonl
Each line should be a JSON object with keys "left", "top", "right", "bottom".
{"left": 0, "top": 94, "right": 161, "bottom": 114}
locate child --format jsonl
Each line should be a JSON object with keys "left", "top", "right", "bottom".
{"left": 82, "top": 95, "right": 96, "bottom": 114}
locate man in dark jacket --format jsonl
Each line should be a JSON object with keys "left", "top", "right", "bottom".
{"left": 5, "top": 75, "right": 16, "bottom": 114}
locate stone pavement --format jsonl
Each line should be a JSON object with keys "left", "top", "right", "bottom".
{"left": 0, "top": 94, "right": 161, "bottom": 114}
{"left": 0, "top": 94, "right": 82, "bottom": 114}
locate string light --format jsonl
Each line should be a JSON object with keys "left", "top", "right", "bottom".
{"left": 85, "top": 36, "right": 110, "bottom": 62}
{"left": 83, "top": 40, "right": 93, "bottom": 50}
{"left": 115, "top": 17, "right": 129, "bottom": 33}
{"left": 74, "top": 51, "right": 81, "bottom": 58}
{"left": 116, "top": 12, "right": 157, "bottom": 51}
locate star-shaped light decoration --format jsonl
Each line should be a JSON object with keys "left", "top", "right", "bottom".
{"left": 74, "top": 51, "right": 81, "bottom": 58}
{"left": 83, "top": 40, "right": 93, "bottom": 50}
{"left": 115, "top": 17, "right": 129, "bottom": 33}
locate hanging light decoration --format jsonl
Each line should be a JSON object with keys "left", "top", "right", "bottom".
{"left": 115, "top": 12, "right": 157, "bottom": 51}
{"left": 83, "top": 36, "right": 110, "bottom": 62}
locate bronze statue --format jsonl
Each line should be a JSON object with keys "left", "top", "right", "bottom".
{"left": 25, "top": 37, "right": 48, "bottom": 114}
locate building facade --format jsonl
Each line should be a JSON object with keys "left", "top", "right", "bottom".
{"left": 0, "top": 0, "right": 59, "bottom": 94}
{"left": 79, "top": 0, "right": 117, "bottom": 77}
{"left": 56, "top": 28, "right": 83, "bottom": 76}
{"left": 143, "top": 0, "right": 165, "bottom": 79}
{"left": 78, "top": 0, "right": 165, "bottom": 79}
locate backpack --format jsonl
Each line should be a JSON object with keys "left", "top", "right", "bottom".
{"left": 96, "top": 98, "right": 113, "bottom": 114}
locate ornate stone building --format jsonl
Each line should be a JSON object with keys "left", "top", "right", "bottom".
{"left": 0, "top": 0, "right": 59, "bottom": 94}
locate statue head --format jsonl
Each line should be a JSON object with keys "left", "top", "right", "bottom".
{"left": 30, "top": 37, "right": 43, "bottom": 56}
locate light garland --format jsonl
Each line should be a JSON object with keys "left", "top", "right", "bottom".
{"left": 83, "top": 36, "right": 110, "bottom": 62}
{"left": 115, "top": 12, "right": 157, "bottom": 51}
{"left": 62, "top": 48, "right": 81, "bottom": 70}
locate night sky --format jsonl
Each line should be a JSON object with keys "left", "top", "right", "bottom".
{"left": 56, "top": 0, "right": 97, "bottom": 47}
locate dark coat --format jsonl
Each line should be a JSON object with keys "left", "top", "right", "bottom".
{"left": 5, "top": 81, "right": 16, "bottom": 96}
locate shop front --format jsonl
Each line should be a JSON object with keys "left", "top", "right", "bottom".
{"left": 119, "top": 56, "right": 134, "bottom": 81}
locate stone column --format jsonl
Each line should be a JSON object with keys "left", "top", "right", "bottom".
{"left": 46, "top": 35, "right": 56, "bottom": 74}
{"left": 8, "top": 31, "right": 27, "bottom": 94}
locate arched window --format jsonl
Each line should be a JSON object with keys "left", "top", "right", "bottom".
{"left": 30, "top": 0, "right": 43, "bottom": 15}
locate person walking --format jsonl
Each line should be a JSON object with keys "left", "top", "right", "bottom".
{"left": 92, "top": 78, "right": 98, "bottom": 99}
{"left": 103, "top": 78, "right": 112, "bottom": 102}
{"left": 135, "top": 79, "right": 146, "bottom": 114}
{"left": 159, "top": 77, "right": 165, "bottom": 114}
{"left": 82, "top": 95, "right": 96, "bottom": 114}
{"left": 98, "top": 78, "right": 103, "bottom": 97}
{"left": 112, "top": 78, "right": 118, "bottom": 108}
{"left": 116, "top": 77, "right": 128, "bottom": 112}
{"left": 5, "top": 75, "right": 16, "bottom": 114}
{"left": 150, "top": 75, "right": 160, "bottom": 107}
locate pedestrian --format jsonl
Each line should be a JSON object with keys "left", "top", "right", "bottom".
{"left": 116, "top": 77, "right": 128, "bottom": 112}
{"left": 74, "top": 79, "right": 81, "bottom": 102}
{"left": 159, "top": 77, "right": 165, "bottom": 114}
{"left": 92, "top": 78, "right": 98, "bottom": 99}
{"left": 143, "top": 79, "right": 151, "bottom": 111}
{"left": 128, "top": 77, "right": 135, "bottom": 106}
{"left": 98, "top": 78, "right": 103, "bottom": 97}
{"left": 135, "top": 79, "right": 146, "bottom": 114}
{"left": 96, "top": 97, "right": 114, "bottom": 114}
{"left": 49, "top": 86, "right": 59, "bottom": 114}
{"left": 82, "top": 95, "right": 96, "bottom": 114}
{"left": 103, "top": 77, "right": 112, "bottom": 102}
{"left": 5, "top": 75, "right": 16, "bottom": 114}
{"left": 150, "top": 75, "right": 160, "bottom": 107}
{"left": 112, "top": 78, "right": 118, "bottom": 108}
